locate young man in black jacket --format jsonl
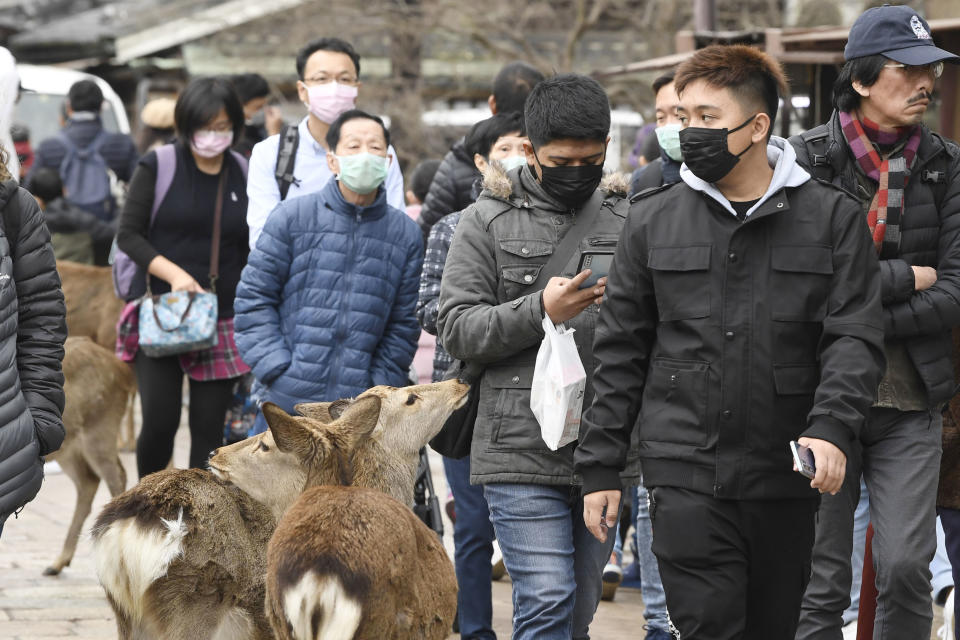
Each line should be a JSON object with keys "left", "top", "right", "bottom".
{"left": 575, "top": 45, "right": 885, "bottom": 640}
{"left": 790, "top": 7, "right": 960, "bottom": 639}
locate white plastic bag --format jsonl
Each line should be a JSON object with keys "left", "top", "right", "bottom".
{"left": 531, "top": 315, "right": 586, "bottom": 450}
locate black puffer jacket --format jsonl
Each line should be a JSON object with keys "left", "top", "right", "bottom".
{"left": 415, "top": 138, "right": 480, "bottom": 239}
{"left": 0, "top": 180, "right": 67, "bottom": 523}
{"left": 790, "top": 111, "right": 960, "bottom": 406}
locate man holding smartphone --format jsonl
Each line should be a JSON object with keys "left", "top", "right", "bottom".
{"left": 575, "top": 45, "right": 885, "bottom": 639}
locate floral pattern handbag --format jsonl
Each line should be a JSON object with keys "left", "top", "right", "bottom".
{"left": 138, "top": 291, "right": 219, "bottom": 357}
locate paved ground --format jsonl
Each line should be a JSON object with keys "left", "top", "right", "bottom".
{"left": 0, "top": 423, "right": 947, "bottom": 639}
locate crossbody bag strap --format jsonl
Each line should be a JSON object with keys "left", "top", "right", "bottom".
{"left": 530, "top": 189, "right": 605, "bottom": 290}
{"left": 208, "top": 167, "right": 227, "bottom": 294}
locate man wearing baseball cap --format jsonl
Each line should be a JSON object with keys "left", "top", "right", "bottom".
{"left": 790, "top": 5, "right": 960, "bottom": 639}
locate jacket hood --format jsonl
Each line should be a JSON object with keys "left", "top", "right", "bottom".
{"left": 680, "top": 136, "right": 811, "bottom": 218}
{"left": 479, "top": 161, "right": 628, "bottom": 206}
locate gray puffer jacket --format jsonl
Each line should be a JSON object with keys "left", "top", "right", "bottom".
{"left": 0, "top": 180, "right": 67, "bottom": 524}
{"left": 438, "top": 164, "right": 642, "bottom": 486}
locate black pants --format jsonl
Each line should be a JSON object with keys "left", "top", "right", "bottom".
{"left": 134, "top": 352, "right": 237, "bottom": 478}
{"left": 649, "top": 487, "right": 818, "bottom": 640}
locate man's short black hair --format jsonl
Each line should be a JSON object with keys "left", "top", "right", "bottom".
{"left": 641, "top": 131, "right": 661, "bottom": 163}
{"left": 833, "top": 54, "right": 887, "bottom": 112}
{"left": 409, "top": 159, "right": 441, "bottom": 202}
{"left": 27, "top": 167, "right": 63, "bottom": 203}
{"left": 68, "top": 80, "right": 103, "bottom": 113}
{"left": 174, "top": 76, "right": 245, "bottom": 147}
{"left": 465, "top": 112, "right": 526, "bottom": 159}
{"left": 493, "top": 62, "right": 545, "bottom": 114}
{"left": 230, "top": 73, "right": 270, "bottom": 104}
{"left": 524, "top": 74, "right": 610, "bottom": 148}
{"left": 652, "top": 71, "right": 676, "bottom": 96}
{"left": 296, "top": 37, "right": 361, "bottom": 80}
{"left": 325, "top": 109, "right": 390, "bottom": 150}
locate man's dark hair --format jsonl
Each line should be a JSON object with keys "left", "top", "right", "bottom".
{"left": 493, "top": 62, "right": 545, "bottom": 114}
{"left": 674, "top": 45, "right": 788, "bottom": 139}
{"left": 174, "top": 76, "right": 245, "bottom": 147}
{"left": 230, "top": 73, "right": 270, "bottom": 104}
{"left": 325, "top": 109, "right": 390, "bottom": 150}
{"left": 524, "top": 74, "right": 610, "bottom": 148}
{"left": 409, "top": 159, "right": 441, "bottom": 202}
{"left": 296, "top": 37, "right": 361, "bottom": 80}
{"left": 641, "top": 130, "right": 661, "bottom": 163}
{"left": 652, "top": 71, "right": 676, "bottom": 96}
{"left": 465, "top": 112, "right": 526, "bottom": 159}
{"left": 68, "top": 80, "right": 104, "bottom": 113}
{"left": 27, "top": 167, "right": 63, "bottom": 203}
{"left": 832, "top": 55, "right": 887, "bottom": 112}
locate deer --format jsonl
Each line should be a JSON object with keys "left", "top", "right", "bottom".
{"left": 90, "top": 379, "right": 469, "bottom": 640}
{"left": 43, "top": 337, "right": 134, "bottom": 576}
{"left": 57, "top": 259, "right": 136, "bottom": 451}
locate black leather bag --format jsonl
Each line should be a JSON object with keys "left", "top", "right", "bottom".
{"left": 428, "top": 191, "right": 607, "bottom": 459}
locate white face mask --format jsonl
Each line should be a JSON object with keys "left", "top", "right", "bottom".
{"left": 496, "top": 155, "right": 527, "bottom": 173}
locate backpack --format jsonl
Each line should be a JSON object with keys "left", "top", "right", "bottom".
{"left": 58, "top": 130, "right": 114, "bottom": 222}
{"left": 274, "top": 124, "right": 300, "bottom": 201}
{"left": 791, "top": 124, "right": 952, "bottom": 210}
{"left": 111, "top": 145, "right": 249, "bottom": 299}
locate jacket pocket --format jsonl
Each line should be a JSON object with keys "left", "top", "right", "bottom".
{"left": 482, "top": 367, "right": 544, "bottom": 450}
{"left": 639, "top": 357, "right": 709, "bottom": 446}
{"left": 773, "top": 363, "right": 820, "bottom": 395}
{"left": 499, "top": 238, "right": 553, "bottom": 300}
{"left": 647, "top": 245, "right": 712, "bottom": 320}
{"left": 770, "top": 245, "right": 833, "bottom": 322}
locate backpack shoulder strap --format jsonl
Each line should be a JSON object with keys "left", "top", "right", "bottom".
{"left": 274, "top": 124, "right": 300, "bottom": 201}
{"left": 151, "top": 144, "right": 177, "bottom": 224}
{"left": 229, "top": 149, "right": 249, "bottom": 179}
{"left": 792, "top": 124, "right": 835, "bottom": 183}
{"left": 922, "top": 132, "right": 957, "bottom": 210}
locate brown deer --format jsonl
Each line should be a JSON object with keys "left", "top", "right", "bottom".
{"left": 43, "top": 337, "right": 134, "bottom": 576}
{"left": 57, "top": 259, "right": 136, "bottom": 451}
{"left": 266, "top": 485, "right": 457, "bottom": 640}
{"left": 91, "top": 380, "right": 468, "bottom": 640}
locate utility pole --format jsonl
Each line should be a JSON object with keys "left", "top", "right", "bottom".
{"left": 694, "top": 0, "right": 716, "bottom": 32}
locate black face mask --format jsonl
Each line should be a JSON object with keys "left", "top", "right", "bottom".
{"left": 532, "top": 151, "right": 604, "bottom": 209}
{"left": 678, "top": 114, "right": 757, "bottom": 184}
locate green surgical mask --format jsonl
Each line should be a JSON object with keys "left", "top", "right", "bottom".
{"left": 655, "top": 123, "right": 683, "bottom": 162}
{"left": 496, "top": 155, "right": 528, "bottom": 173}
{"left": 334, "top": 152, "right": 389, "bottom": 195}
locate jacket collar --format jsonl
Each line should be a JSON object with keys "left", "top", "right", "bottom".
{"left": 321, "top": 175, "right": 389, "bottom": 221}
{"left": 477, "top": 162, "right": 629, "bottom": 213}
{"left": 680, "top": 136, "right": 811, "bottom": 219}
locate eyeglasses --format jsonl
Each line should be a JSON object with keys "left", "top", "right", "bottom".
{"left": 302, "top": 76, "right": 359, "bottom": 87}
{"left": 883, "top": 61, "right": 944, "bottom": 79}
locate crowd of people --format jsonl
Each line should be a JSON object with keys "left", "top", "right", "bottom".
{"left": 1, "top": 4, "right": 960, "bottom": 640}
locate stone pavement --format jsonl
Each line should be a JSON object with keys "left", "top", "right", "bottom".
{"left": 0, "top": 423, "right": 946, "bottom": 639}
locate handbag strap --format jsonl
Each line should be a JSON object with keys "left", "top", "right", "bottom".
{"left": 531, "top": 189, "right": 606, "bottom": 290}
{"left": 151, "top": 291, "right": 199, "bottom": 331}
{"left": 208, "top": 166, "right": 227, "bottom": 294}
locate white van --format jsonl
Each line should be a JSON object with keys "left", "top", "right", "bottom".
{"left": 14, "top": 64, "right": 129, "bottom": 146}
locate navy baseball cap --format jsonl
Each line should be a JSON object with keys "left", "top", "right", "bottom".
{"left": 845, "top": 5, "right": 959, "bottom": 65}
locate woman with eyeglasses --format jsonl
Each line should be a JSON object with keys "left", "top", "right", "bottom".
{"left": 116, "top": 76, "right": 251, "bottom": 479}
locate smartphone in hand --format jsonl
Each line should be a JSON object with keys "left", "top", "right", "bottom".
{"left": 790, "top": 440, "right": 816, "bottom": 479}
{"left": 577, "top": 252, "right": 614, "bottom": 289}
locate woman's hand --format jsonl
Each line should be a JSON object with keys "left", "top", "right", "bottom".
{"left": 170, "top": 272, "right": 204, "bottom": 293}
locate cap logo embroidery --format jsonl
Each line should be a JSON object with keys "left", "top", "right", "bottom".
{"left": 911, "top": 15, "right": 931, "bottom": 40}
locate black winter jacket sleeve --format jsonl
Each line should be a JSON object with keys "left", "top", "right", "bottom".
{"left": 416, "top": 143, "right": 479, "bottom": 238}
{"left": 7, "top": 185, "right": 67, "bottom": 455}
{"left": 883, "top": 152, "right": 960, "bottom": 338}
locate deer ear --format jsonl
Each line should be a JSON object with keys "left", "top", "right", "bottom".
{"left": 263, "top": 402, "right": 314, "bottom": 459}
{"left": 333, "top": 395, "right": 382, "bottom": 446}
{"left": 328, "top": 398, "right": 354, "bottom": 420}
{"left": 294, "top": 401, "right": 337, "bottom": 423}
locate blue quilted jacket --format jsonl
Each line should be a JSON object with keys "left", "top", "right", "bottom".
{"left": 234, "top": 178, "right": 423, "bottom": 413}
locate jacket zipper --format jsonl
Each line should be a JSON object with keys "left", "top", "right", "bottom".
{"left": 325, "top": 208, "right": 361, "bottom": 396}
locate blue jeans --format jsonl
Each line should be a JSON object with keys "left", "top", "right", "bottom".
{"left": 443, "top": 456, "right": 496, "bottom": 640}
{"left": 484, "top": 483, "right": 615, "bottom": 640}
{"left": 636, "top": 482, "right": 670, "bottom": 633}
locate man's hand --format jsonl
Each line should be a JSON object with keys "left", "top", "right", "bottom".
{"left": 797, "top": 437, "right": 846, "bottom": 495}
{"left": 583, "top": 489, "right": 621, "bottom": 543}
{"left": 543, "top": 270, "right": 605, "bottom": 324}
{"left": 912, "top": 266, "right": 937, "bottom": 291}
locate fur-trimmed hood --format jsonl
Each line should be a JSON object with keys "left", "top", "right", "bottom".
{"left": 479, "top": 162, "right": 629, "bottom": 205}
